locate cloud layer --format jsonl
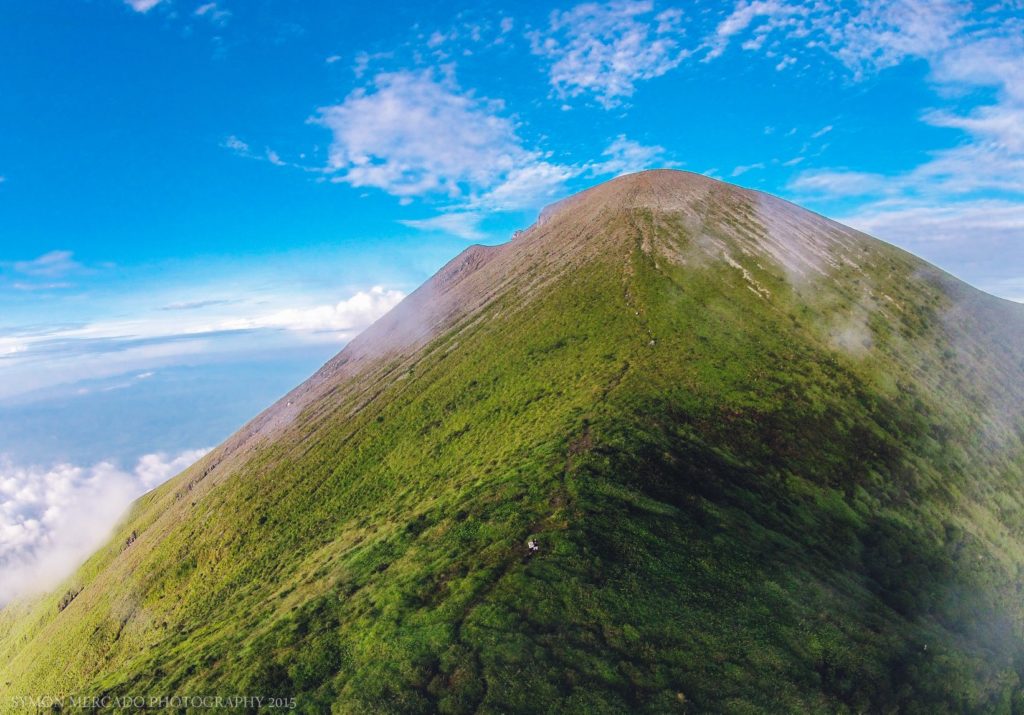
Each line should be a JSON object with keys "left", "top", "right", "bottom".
{"left": 220, "top": 285, "right": 405, "bottom": 333}
{"left": 0, "top": 449, "right": 207, "bottom": 604}
{"left": 0, "top": 285, "right": 406, "bottom": 400}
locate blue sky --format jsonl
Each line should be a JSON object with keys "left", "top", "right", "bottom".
{"left": 0, "top": 0, "right": 1023, "bottom": 596}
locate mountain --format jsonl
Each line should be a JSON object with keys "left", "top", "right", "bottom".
{"left": 2, "top": 170, "right": 1024, "bottom": 713}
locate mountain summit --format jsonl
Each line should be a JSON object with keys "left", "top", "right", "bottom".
{"left": 3, "top": 170, "right": 1024, "bottom": 712}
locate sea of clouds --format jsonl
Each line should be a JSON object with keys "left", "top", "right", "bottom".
{"left": 0, "top": 449, "right": 206, "bottom": 604}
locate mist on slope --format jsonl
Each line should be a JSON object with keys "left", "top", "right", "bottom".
{"left": 0, "top": 449, "right": 207, "bottom": 604}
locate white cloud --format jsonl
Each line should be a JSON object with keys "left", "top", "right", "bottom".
{"left": 314, "top": 69, "right": 576, "bottom": 210}
{"left": 785, "top": 14, "right": 1021, "bottom": 191}
{"left": 266, "top": 149, "right": 286, "bottom": 166}
{"left": 0, "top": 338, "right": 25, "bottom": 357}
{"left": 731, "top": 162, "right": 766, "bottom": 177}
{"left": 160, "top": 298, "right": 233, "bottom": 311}
{"left": 589, "top": 134, "right": 671, "bottom": 175}
{"left": 525, "top": 0, "right": 970, "bottom": 107}
{"left": 133, "top": 450, "right": 207, "bottom": 489}
{"left": 775, "top": 55, "right": 796, "bottom": 71}
{"left": 788, "top": 169, "right": 891, "bottom": 196}
{"left": 0, "top": 449, "right": 207, "bottom": 604}
{"left": 14, "top": 287, "right": 405, "bottom": 345}
{"left": 819, "top": 0, "right": 965, "bottom": 77}
{"left": 400, "top": 213, "right": 486, "bottom": 241}
{"left": 705, "top": 0, "right": 801, "bottom": 62}
{"left": 220, "top": 286, "right": 405, "bottom": 334}
{"left": 10, "top": 250, "right": 81, "bottom": 278}
{"left": 222, "top": 135, "right": 251, "bottom": 156}
{"left": 194, "top": 2, "right": 230, "bottom": 25}
{"left": 124, "top": 0, "right": 163, "bottom": 12}
{"left": 475, "top": 162, "right": 579, "bottom": 210}
{"left": 703, "top": 0, "right": 967, "bottom": 77}
{"left": 839, "top": 199, "right": 1024, "bottom": 245}
{"left": 530, "top": 1, "right": 690, "bottom": 108}
{"left": 0, "top": 285, "right": 407, "bottom": 399}
{"left": 786, "top": 24, "right": 1024, "bottom": 238}
{"left": 315, "top": 70, "right": 523, "bottom": 198}
{"left": 836, "top": 198, "right": 1024, "bottom": 300}
{"left": 981, "top": 276, "right": 1024, "bottom": 304}
{"left": 351, "top": 51, "right": 393, "bottom": 79}
{"left": 772, "top": 12, "right": 1024, "bottom": 300}
{"left": 222, "top": 136, "right": 293, "bottom": 168}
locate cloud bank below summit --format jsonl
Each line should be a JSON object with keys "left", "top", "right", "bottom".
{"left": 0, "top": 449, "right": 207, "bottom": 604}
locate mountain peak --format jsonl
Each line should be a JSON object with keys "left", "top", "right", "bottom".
{"left": 4, "top": 167, "right": 1024, "bottom": 713}
{"left": 527, "top": 168, "right": 872, "bottom": 292}
{"left": 537, "top": 169, "right": 723, "bottom": 225}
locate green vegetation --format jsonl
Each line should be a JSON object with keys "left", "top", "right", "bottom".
{"left": 2, "top": 171, "right": 1023, "bottom": 713}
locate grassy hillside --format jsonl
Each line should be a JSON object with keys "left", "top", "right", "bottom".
{"left": 2, "top": 171, "right": 1024, "bottom": 713}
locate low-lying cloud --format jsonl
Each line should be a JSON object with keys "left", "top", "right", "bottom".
{"left": 220, "top": 286, "right": 406, "bottom": 333}
{"left": 0, "top": 449, "right": 207, "bottom": 604}
{"left": 0, "top": 284, "right": 407, "bottom": 400}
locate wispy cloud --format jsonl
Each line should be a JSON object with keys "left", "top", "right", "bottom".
{"left": 704, "top": 0, "right": 803, "bottom": 62}
{"left": 311, "top": 65, "right": 680, "bottom": 229}
{"left": 396, "top": 134, "right": 670, "bottom": 238}
{"left": 219, "top": 286, "right": 405, "bottom": 333}
{"left": 530, "top": 1, "right": 689, "bottom": 109}
{"left": 0, "top": 285, "right": 406, "bottom": 398}
{"left": 221, "top": 135, "right": 295, "bottom": 169}
{"left": 732, "top": 162, "right": 766, "bottom": 177}
{"left": 1, "top": 251, "right": 85, "bottom": 292}
{"left": 160, "top": 299, "right": 235, "bottom": 311}
{"left": 416, "top": 13, "right": 516, "bottom": 57}
{"left": 265, "top": 149, "right": 286, "bottom": 166}
{"left": 702, "top": 0, "right": 966, "bottom": 76}
{"left": 786, "top": 16, "right": 1024, "bottom": 258}
{"left": 0, "top": 338, "right": 25, "bottom": 358}
{"left": 222, "top": 135, "right": 252, "bottom": 156}
{"left": 10, "top": 250, "right": 82, "bottom": 279}
{"left": 839, "top": 199, "right": 1024, "bottom": 245}
{"left": 10, "top": 281, "right": 73, "bottom": 292}
{"left": 0, "top": 449, "right": 207, "bottom": 604}
{"left": 194, "top": 2, "right": 230, "bottom": 25}
{"left": 5, "top": 287, "right": 405, "bottom": 356}
{"left": 837, "top": 198, "right": 1024, "bottom": 300}
{"left": 588, "top": 135, "right": 673, "bottom": 176}
{"left": 766, "top": 6, "right": 1024, "bottom": 296}
{"left": 788, "top": 169, "right": 891, "bottom": 196}
{"left": 399, "top": 213, "right": 486, "bottom": 241}
{"left": 124, "top": 0, "right": 163, "bottom": 13}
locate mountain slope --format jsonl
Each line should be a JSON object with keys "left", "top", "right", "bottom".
{"left": 3, "top": 170, "right": 1024, "bottom": 713}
